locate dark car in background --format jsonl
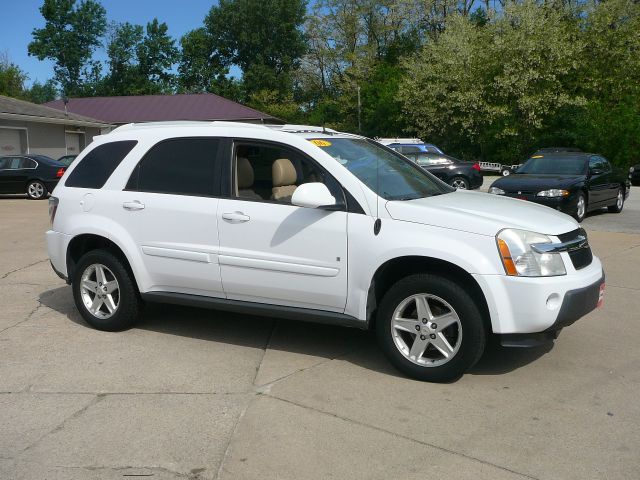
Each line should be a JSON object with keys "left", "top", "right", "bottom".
{"left": 629, "top": 164, "right": 640, "bottom": 186}
{"left": 0, "top": 155, "right": 66, "bottom": 199}
{"left": 57, "top": 154, "right": 78, "bottom": 166}
{"left": 489, "top": 152, "right": 630, "bottom": 222}
{"left": 404, "top": 152, "right": 483, "bottom": 190}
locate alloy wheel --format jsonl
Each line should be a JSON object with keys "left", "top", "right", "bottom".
{"left": 577, "top": 196, "right": 586, "bottom": 220}
{"left": 28, "top": 182, "right": 45, "bottom": 199}
{"left": 80, "top": 263, "right": 120, "bottom": 319}
{"left": 451, "top": 179, "right": 468, "bottom": 189}
{"left": 391, "top": 293, "right": 462, "bottom": 367}
{"left": 616, "top": 190, "right": 623, "bottom": 209}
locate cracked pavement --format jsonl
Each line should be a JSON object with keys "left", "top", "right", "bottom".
{"left": 1, "top": 190, "right": 639, "bottom": 479}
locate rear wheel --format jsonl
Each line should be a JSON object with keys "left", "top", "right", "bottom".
{"left": 450, "top": 176, "right": 469, "bottom": 190}
{"left": 376, "top": 274, "right": 486, "bottom": 382}
{"left": 72, "top": 250, "right": 140, "bottom": 331}
{"left": 574, "top": 193, "right": 587, "bottom": 222}
{"left": 501, "top": 168, "right": 511, "bottom": 176}
{"left": 607, "top": 188, "right": 624, "bottom": 213}
{"left": 26, "top": 180, "right": 47, "bottom": 200}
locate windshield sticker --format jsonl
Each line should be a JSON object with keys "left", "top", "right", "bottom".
{"left": 310, "top": 139, "right": 332, "bottom": 147}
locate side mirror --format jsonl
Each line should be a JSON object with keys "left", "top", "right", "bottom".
{"left": 292, "top": 182, "right": 340, "bottom": 210}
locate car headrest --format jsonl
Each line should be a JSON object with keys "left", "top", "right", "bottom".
{"left": 272, "top": 158, "right": 297, "bottom": 187}
{"left": 237, "top": 157, "right": 254, "bottom": 189}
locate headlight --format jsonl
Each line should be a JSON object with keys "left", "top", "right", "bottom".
{"left": 496, "top": 229, "right": 566, "bottom": 277}
{"left": 536, "top": 189, "right": 569, "bottom": 198}
{"left": 489, "top": 187, "right": 505, "bottom": 195}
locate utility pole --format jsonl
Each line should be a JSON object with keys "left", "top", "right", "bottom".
{"left": 357, "top": 85, "right": 362, "bottom": 134}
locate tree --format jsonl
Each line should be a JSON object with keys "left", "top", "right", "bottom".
{"left": 400, "top": 1, "right": 584, "bottom": 162}
{"left": 28, "top": 0, "right": 107, "bottom": 96}
{"left": 136, "top": 19, "right": 179, "bottom": 94}
{"left": 27, "top": 79, "right": 58, "bottom": 103}
{"left": 177, "top": 27, "right": 237, "bottom": 98}
{"left": 102, "top": 22, "right": 144, "bottom": 95}
{"left": 0, "top": 53, "right": 28, "bottom": 99}
{"left": 204, "top": 0, "right": 307, "bottom": 96}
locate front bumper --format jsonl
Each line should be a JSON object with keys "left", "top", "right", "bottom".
{"left": 504, "top": 192, "right": 577, "bottom": 215}
{"left": 473, "top": 255, "right": 604, "bottom": 335}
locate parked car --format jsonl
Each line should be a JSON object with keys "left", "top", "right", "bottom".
{"left": 47, "top": 123, "right": 604, "bottom": 382}
{"left": 489, "top": 152, "right": 630, "bottom": 222}
{"left": 377, "top": 138, "right": 444, "bottom": 155}
{"left": 629, "top": 164, "right": 640, "bottom": 186}
{"left": 58, "top": 154, "right": 78, "bottom": 167}
{"left": 0, "top": 154, "right": 66, "bottom": 199}
{"left": 404, "top": 152, "right": 483, "bottom": 190}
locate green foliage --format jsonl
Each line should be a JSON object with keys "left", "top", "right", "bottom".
{"left": 28, "top": 0, "right": 107, "bottom": 96}
{"left": 204, "top": 0, "right": 307, "bottom": 97}
{"left": 135, "top": 19, "right": 179, "bottom": 94}
{"left": 0, "top": 54, "right": 29, "bottom": 99}
{"left": 26, "top": 79, "right": 58, "bottom": 104}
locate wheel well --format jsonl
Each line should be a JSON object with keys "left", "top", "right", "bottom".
{"left": 66, "top": 234, "right": 136, "bottom": 288}
{"left": 367, "top": 256, "right": 491, "bottom": 331}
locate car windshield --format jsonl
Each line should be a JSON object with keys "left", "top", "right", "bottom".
{"left": 517, "top": 156, "right": 587, "bottom": 175}
{"left": 310, "top": 137, "right": 451, "bottom": 200}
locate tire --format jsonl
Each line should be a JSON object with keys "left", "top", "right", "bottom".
{"left": 72, "top": 250, "right": 140, "bottom": 331}
{"left": 450, "top": 176, "right": 469, "bottom": 190}
{"left": 376, "top": 274, "right": 486, "bottom": 382}
{"left": 26, "top": 180, "right": 47, "bottom": 200}
{"left": 607, "top": 188, "right": 624, "bottom": 213}
{"left": 573, "top": 192, "right": 587, "bottom": 223}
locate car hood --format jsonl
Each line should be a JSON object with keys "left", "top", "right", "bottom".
{"left": 492, "top": 174, "right": 584, "bottom": 191}
{"left": 385, "top": 190, "right": 578, "bottom": 237}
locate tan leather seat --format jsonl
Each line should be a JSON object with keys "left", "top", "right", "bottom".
{"left": 272, "top": 158, "right": 298, "bottom": 202}
{"left": 237, "top": 157, "right": 262, "bottom": 200}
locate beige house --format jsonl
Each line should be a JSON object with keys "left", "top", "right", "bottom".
{"left": 0, "top": 95, "right": 111, "bottom": 160}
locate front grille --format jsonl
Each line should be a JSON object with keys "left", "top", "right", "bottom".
{"left": 557, "top": 228, "right": 592, "bottom": 270}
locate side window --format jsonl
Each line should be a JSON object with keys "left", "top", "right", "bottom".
{"left": 232, "top": 142, "right": 344, "bottom": 205}
{"left": 0, "top": 158, "right": 8, "bottom": 169}
{"left": 19, "top": 158, "right": 37, "bottom": 169}
{"left": 66, "top": 141, "right": 137, "bottom": 189}
{"left": 416, "top": 153, "right": 447, "bottom": 166}
{"left": 589, "top": 156, "right": 605, "bottom": 171}
{"left": 127, "top": 138, "right": 221, "bottom": 197}
{"left": 7, "top": 157, "right": 21, "bottom": 169}
{"left": 600, "top": 157, "right": 612, "bottom": 172}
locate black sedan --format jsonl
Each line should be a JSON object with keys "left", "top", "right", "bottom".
{"left": 0, "top": 155, "right": 66, "bottom": 200}
{"left": 489, "top": 152, "right": 630, "bottom": 222}
{"left": 404, "top": 152, "right": 483, "bottom": 190}
{"left": 630, "top": 164, "right": 640, "bottom": 186}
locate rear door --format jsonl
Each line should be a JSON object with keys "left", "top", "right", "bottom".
{"left": 0, "top": 157, "right": 25, "bottom": 193}
{"left": 217, "top": 140, "right": 348, "bottom": 312}
{"left": 112, "top": 137, "right": 226, "bottom": 297}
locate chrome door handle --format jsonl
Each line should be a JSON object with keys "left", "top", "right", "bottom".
{"left": 222, "top": 212, "right": 250, "bottom": 223}
{"left": 123, "top": 201, "right": 145, "bottom": 211}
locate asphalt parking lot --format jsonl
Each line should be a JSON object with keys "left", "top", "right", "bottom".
{"left": 1, "top": 185, "right": 639, "bottom": 479}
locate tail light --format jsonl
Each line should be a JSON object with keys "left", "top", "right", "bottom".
{"left": 48, "top": 196, "right": 59, "bottom": 227}
{"left": 56, "top": 167, "right": 66, "bottom": 178}
{"left": 472, "top": 162, "right": 481, "bottom": 172}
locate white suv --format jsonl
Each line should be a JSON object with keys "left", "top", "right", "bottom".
{"left": 46, "top": 123, "right": 605, "bottom": 382}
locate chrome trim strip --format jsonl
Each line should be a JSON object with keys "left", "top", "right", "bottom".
{"left": 531, "top": 236, "right": 588, "bottom": 254}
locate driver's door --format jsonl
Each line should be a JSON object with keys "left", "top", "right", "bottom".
{"left": 217, "top": 140, "right": 348, "bottom": 312}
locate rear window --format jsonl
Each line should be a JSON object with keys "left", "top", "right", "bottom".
{"left": 125, "top": 138, "right": 221, "bottom": 197}
{"left": 65, "top": 141, "right": 137, "bottom": 189}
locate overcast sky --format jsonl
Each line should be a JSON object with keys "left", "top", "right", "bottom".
{"left": 1, "top": 0, "right": 218, "bottom": 87}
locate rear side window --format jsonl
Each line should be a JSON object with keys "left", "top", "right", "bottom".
{"left": 65, "top": 141, "right": 137, "bottom": 189}
{"left": 126, "top": 138, "right": 221, "bottom": 197}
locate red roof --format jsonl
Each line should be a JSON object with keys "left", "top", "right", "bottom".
{"left": 44, "top": 93, "right": 281, "bottom": 124}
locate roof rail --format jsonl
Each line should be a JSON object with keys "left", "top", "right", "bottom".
{"left": 267, "top": 124, "right": 339, "bottom": 134}
{"left": 111, "top": 120, "right": 269, "bottom": 133}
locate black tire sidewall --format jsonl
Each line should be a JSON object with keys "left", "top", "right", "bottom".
{"left": 376, "top": 274, "right": 486, "bottom": 382}
{"left": 72, "top": 250, "right": 139, "bottom": 331}
{"left": 26, "top": 180, "right": 47, "bottom": 200}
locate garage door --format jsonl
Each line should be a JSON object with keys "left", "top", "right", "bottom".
{"left": 0, "top": 128, "right": 24, "bottom": 155}
{"left": 66, "top": 132, "right": 82, "bottom": 155}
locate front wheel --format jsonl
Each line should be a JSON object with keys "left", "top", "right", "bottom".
{"left": 26, "top": 180, "right": 47, "bottom": 200}
{"left": 376, "top": 274, "right": 486, "bottom": 382}
{"left": 573, "top": 193, "right": 587, "bottom": 222}
{"left": 72, "top": 250, "right": 140, "bottom": 331}
{"left": 607, "top": 188, "right": 624, "bottom": 213}
{"left": 450, "top": 176, "right": 469, "bottom": 190}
